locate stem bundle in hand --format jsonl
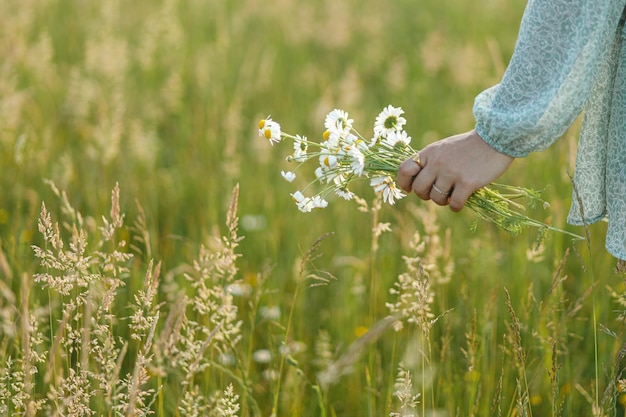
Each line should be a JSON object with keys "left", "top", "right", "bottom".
{"left": 259, "top": 105, "right": 583, "bottom": 240}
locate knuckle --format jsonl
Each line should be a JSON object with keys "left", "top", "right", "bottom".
{"left": 456, "top": 177, "right": 481, "bottom": 193}
{"left": 397, "top": 161, "right": 413, "bottom": 175}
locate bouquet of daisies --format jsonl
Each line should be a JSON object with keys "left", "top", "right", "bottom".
{"left": 259, "top": 105, "right": 583, "bottom": 240}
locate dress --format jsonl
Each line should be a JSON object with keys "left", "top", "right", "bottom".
{"left": 473, "top": 0, "right": 626, "bottom": 260}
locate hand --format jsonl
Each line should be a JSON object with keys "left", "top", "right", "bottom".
{"left": 396, "top": 130, "right": 514, "bottom": 211}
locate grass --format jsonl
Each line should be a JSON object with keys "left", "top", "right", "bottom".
{"left": 0, "top": 0, "right": 625, "bottom": 415}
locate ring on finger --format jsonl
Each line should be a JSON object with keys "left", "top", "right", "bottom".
{"left": 410, "top": 152, "right": 423, "bottom": 168}
{"left": 432, "top": 184, "right": 451, "bottom": 196}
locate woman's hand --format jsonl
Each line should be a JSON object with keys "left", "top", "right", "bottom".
{"left": 396, "top": 129, "right": 514, "bottom": 211}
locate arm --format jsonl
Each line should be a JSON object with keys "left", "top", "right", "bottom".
{"left": 475, "top": 0, "right": 625, "bottom": 157}
{"left": 397, "top": 0, "right": 625, "bottom": 210}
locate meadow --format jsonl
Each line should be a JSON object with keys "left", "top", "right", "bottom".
{"left": 1, "top": 0, "right": 625, "bottom": 415}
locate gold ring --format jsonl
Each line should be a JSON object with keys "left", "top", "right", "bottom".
{"left": 432, "top": 184, "right": 451, "bottom": 196}
{"left": 410, "top": 152, "right": 423, "bottom": 168}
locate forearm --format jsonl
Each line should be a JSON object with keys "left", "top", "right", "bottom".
{"left": 474, "top": 0, "right": 625, "bottom": 157}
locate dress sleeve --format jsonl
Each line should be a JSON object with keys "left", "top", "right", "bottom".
{"left": 473, "top": 0, "right": 626, "bottom": 158}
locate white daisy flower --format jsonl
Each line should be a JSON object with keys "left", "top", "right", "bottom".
{"left": 252, "top": 349, "right": 273, "bottom": 364}
{"left": 347, "top": 147, "right": 365, "bottom": 176}
{"left": 315, "top": 166, "right": 326, "bottom": 181}
{"left": 259, "top": 305, "right": 281, "bottom": 320}
{"left": 382, "top": 130, "right": 411, "bottom": 148}
{"left": 291, "top": 191, "right": 306, "bottom": 203}
{"left": 369, "top": 134, "right": 381, "bottom": 148}
{"left": 293, "top": 135, "right": 308, "bottom": 162}
{"left": 335, "top": 187, "right": 355, "bottom": 200}
{"left": 373, "top": 105, "right": 406, "bottom": 137}
{"left": 292, "top": 191, "right": 314, "bottom": 212}
{"left": 259, "top": 117, "right": 282, "bottom": 145}
{"left": 299, "top": 199, "right": 315, "bottom": 212}
{"left": 323, "top": 129, "right": 341, "bottom": 149}
{"left": 311, "top": 196, "right": 328, "bottom": 209}
{"left": 332, "top": 172, "right": 350, "bottom": 189}
{"left": 356, "top": 138, "right": 370, "bottom": 152}
{"left": 319, "top": 153, "right": 338, "bottom": 169}
{"left": 343, "top": 133, "right": 358, "bottom": 146}
{"left": 281, "top": 171, "right": 296, "bottom": 182}
{"left": 324, "top": 109, "right": 353, "bottom": 134}
{"left": 370, "top": 175, "right": 405, "bottom": 205}
{"left": 227, "top": 282, "right": 252, "bottom": 296}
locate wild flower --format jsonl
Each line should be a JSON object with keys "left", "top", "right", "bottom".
{"left": 253, "top": 349, "right": 273, "bottom": 364}
{"left": 259, "top": 305, "right": 281, "bottom": 320}
{"left": 375, "top": 104, "right": 407, "bottom": 138}
{"left": 293, "top": 135, "right": 308, "bottom": 162}
{"left": 261, "top": 106, "right": 584, "bottom": 239}
{"left": 325, "top": 108, "right": 353, "bottom": 133}
{"left": 281, "top": 170, "right": 296, "bottom": 182}
{"left": 370, "top": 175, "right": 404, "bottom": 205}
{"left": 258, "top": 117, "right": 282, "bottom": 145}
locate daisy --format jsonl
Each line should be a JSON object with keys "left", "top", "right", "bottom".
{"left": 324, "top": 109, "right": 353, "bottom": 134}
{"left": 347, "top": 147, "right": 365, "bottom": 176}
{"left": 332, "top": 172, "right": 350, "bottom": 188}
{"left": 342, "top": 132, "right": 358, "bottom": 146}
{"left": 323, "top": 129, "right": 341, "bottom": 149}
{"left": 252, "top": 349, "right": 272, "bottom": 364}
{"left": 373, "top": 105, "right": 406, "bottom": 138}
{"left": 319, "top": 153, "right": 338, "bottom": 170}
{"left": 370, "top": 175, "right": 405, "bottom": 205}
{"left": 335, "top": 187, "right": 355, "bottom": 201}
{"left": 293, "top": 135, "right": 308, "bottom": 162}
{"left": 291, "top": 191, "right": 314, "bottom": 212}
{"left": 259, "top": 117, "right": 282, "bottom": 145}
{"left": 382, "top": 130, "right": 411, "bottom": 148}
{"left": 298, "top": 199, "right": 315, "bottom": 212}
{"left": 281, "top": 171, "right": 296, "bottom": 182}
{"left": 315, "top": 166, "right": 326, "bottom": 182}
{"left": 291, "top": 191, "right": 306, "bottom": 204}
{"left": 311, "top": 196, "right": 328, "bottom": 209}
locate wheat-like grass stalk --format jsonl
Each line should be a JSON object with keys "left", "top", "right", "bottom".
{"left": 389, "top": 362, "right": 420, "bottom": 417}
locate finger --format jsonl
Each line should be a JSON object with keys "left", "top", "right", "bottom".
{"left": 429, "top": 183, "right": 452, "bottom": 206}
{"left": 448, "top": 186, "right": 473, "bottom": 212}
{"left": 411, "top": 168, "right": 437, "bottom": 200}
{"left": 396, "top": 157, "right": 423, "bottom": 193}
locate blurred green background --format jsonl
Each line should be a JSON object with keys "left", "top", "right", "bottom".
{"left": 1, "top": 0, "right": 624, "bottom": 415}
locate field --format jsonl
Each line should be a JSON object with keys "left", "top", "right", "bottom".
{"left": 1, "top": 0, "right": 625, "bottom": 416}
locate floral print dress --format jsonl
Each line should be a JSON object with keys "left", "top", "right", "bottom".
{"left": 473, "top": 0, "right": 626, "bottom": 259}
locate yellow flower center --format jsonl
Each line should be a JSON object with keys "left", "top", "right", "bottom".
{"left": 323, "top": 130, "right": 330, "bottom": 141}
{"left": 264, "top": 128, "right": 272, "bottom": 139}
{"left": 258, "top": 119, "right": 266, "bottom": 129}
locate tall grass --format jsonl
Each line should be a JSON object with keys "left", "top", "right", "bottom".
{"left": 0, "top": 0, "right": 625, "bottom": 415}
